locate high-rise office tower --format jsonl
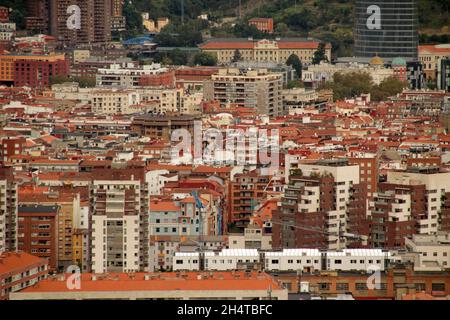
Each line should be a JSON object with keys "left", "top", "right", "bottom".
{"left": 354, "top": 0, "right": 419, "bottom": 60}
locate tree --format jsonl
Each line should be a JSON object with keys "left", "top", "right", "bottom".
{"left": 285, "top": 80, "right": 305, "bottom": 89}
{"left": 371, "top": 77, "right": 408, "bottom": 101}
{"left": 50, "top": 75, "right": 71, "bottom": 86}
{"left": 312, "top": 42, "right": 328, "bottom": 65}
{"left": 321, "top": 72, "right": 374, "bottom": 100}
{"left": 233, "top": 22, "right": 265, "bottom": 39}
{"left": 232, "top": 49, "right": 242, "bottom": 62}
{"left": 194, "top": 52, "right": 217, "bottom": 66}
{"left": 286, "top": 54, "right": 302, "bottom": 79}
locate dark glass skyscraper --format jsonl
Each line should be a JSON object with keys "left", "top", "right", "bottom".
{"left": 354, "top": 0, "right": 419, "bottom": 60}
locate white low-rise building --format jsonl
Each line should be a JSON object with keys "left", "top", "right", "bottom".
{"left": 265, "top": 249, "right": 322, "bottom": 272}
{"left": 404, "top": 233, "right": 450, "bottom": 271}
{"left": 326, "top": 249, "right": 391, "bottom": 272}
{"left": 204, "top": 249, "right": 260, "bottom": 271}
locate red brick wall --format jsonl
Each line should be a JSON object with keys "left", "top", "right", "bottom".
{"left": 14, "top": 58, "right": 69, "bottom": 88}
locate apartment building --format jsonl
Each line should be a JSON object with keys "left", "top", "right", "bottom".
{"left": 265, "top": 249, "right": 390, "bottom": 273}
{"left": 0, "top": 22, "right": 15, "bottom": 41}
{"left": 0, "top": 53, "right": 68, "bottom": 87}
{"left": 282, "top": 88, "right": 321, "bottom": 114}
{"left": 370, "top": 183, "right": 424, "bottom": 248}
{"left": 49, "top": 0, "right": 111, "bottom": 46}
{"left": 274, "top": 159, "right": 369, "bottom": 250}
{"left": 19, "top": 190, "right": 82, "bottom": 271}
{"left": 349, "top": 154, "right": 378, "bottom": 199}
{"left": 96, "top": 63, "right": 169, "bottom": 88}
{"left": 230, "top": 171, "right": 274, "bottom": 229}
{"left": 180, "top": 92, "right": 203, "bottom": 115}
{"left": 0, "top": 137, "right": 25, "bottom": 164}
{"left": 203, "top": 68, "right": 283, "bottom": 117}
{"left": 199, "top": 38, "right": 331, "bottom": 65}
{"left": 131, "top": 114, "right": 200, "bottom": 140}
{"left": 17, "top": 205, "right": 59, "bottom": 271}
{"left": 25, "top": 0, "right": 50, "bottom": 33}
{"left": 0, "top": 167, "right": 18, "bottom": 253}
{"left": 387, "top": 168, "right": 450, "bottom": 235}
{"left": 404, "top": 233, "right": 450, "bottom": 271}
{"left": 149, "top": 235, "right": 227, "bottom": 271}
{"left": 149, "top": 196, "right": 214, "bottom": 239}
{"left": 110, "top": 0, "right": 125, "bottom": 32}
{"left": 90, "top": 176, "right": 143, "bottom": 273}
{"left": 0, "top": 252, "right": 49, "bottom": 300}
{"left": 228, "top": 224, "right": 272, "bottom": 250}
{"left": 173, "top": 249, "right": 260, "bottom": 271}
{"left": 91, "top": 89, "right": 140, "bottom": 115}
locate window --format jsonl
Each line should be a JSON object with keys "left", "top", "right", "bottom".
{"left": 336, "top": 283, "right": 349, "bottom": 291}
{"left": 175, "top": 260, "right": 183, "bottom": 265}
{"left": 415, "top": 283, "right": 426, "bottom": 291}
{"left": 432, "top": 283, "right": 445, "bottom": 291}
{"left": 271, "top": 259, "right": 279, "bottom": 264}
{"left": 334, "top": 259, "right": 342, "bottom": 264}
{"left": 318, "top": 283, "right": 330, "bottom": 291}
{"left": 355, "top": 283, "right": 368, "bottom": 291}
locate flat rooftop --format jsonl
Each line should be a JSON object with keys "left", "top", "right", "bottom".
{"left": 19, "top": 271, "right": 282, "bottom": 293}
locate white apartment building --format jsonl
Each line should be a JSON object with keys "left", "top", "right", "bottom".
{"left": 0, "top": 22, "right": 15, "bottom": 41}
{"left": 173, "top": 249, "right": 260, "bottom": 271}
{"left": 145, "top": 169, "right": 178, "bottom": 196}
{"left": 205, "top": 249, "right": 260, "bottom": 270}
{"left": 96, "top": 63, "right": 168, "bottom": 88}
{"left": 229, "top": 225, "right": 272, "bottom": 250}
{"left": 172, "top": 252, "right": 201, "bottom": 271}
{"left": 139, "top": 87, "right": 183, "bottom": 113}
{"left": 91, "top": 180, "right": 142, "bottom": 273}
{"left": 181, "top": 92, "right": 203, "bottom": 114}
{"left": 91, "top": 89, "right": 140, "bottom": 115}
{"left": 326, "top": 249, "right": 390, "bottom": 272}
{"left": 387, "top": 170, "right": 450, "bottom": 234}
{"left": 265, "top": 249, "right": 322, "bottom": 271}
{"left": 404, "top": 233, "right": 450, "bottom": 271}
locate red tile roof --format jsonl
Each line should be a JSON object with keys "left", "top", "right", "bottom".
{"left": 200, "top": 38, "right": 331, "bottom": 50}
{"left": 0, "top": 252, "right": 47, "bottom": 275}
